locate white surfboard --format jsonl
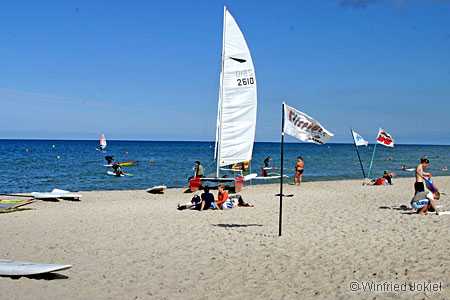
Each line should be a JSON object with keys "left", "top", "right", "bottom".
{"left": 106, "top": 171, "right": 133, "bottom": 177}
{"left": 252, "top": 175, "right": 289, "bottom": 180}
{"left": 31, "top": 189, "right": 81, "bottom": 200}
{"left": 146, "top": 185, "right": 167, "bottom": 194}
{"left": 243, "top": 173, "right": 258, "bottom": 181}
{"left": 0, "top": 259, "right": 72, "bottom": 276}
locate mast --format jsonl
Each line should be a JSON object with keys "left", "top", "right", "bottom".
{"left": 216, "top": 6, "right": 227, "bottom": 178}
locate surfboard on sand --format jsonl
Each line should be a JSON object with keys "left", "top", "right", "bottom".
{"left": 146, "top": 185, "right": 167, "bottom": 194}
{"left": 31, "top": 189, "right": 81, "bottom": 200}
{"left": 0, "top": 259, "right": 72, "bottom": 276}
{"left": 437, "top": 211, "right": 450, "bottom": 215}
{"left": 0, "top": 199, "right": 34, "bottom": 211}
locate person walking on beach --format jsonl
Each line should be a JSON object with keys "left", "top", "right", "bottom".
{"left": 294, "top": 156, "right": 304, "bottom": 185}
{"left": 415, "top": 157, "right": 431, "bottom": 194}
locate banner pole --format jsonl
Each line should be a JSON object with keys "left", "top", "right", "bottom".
{"left": 367, "top": 142, "right": 377, "bottom": 180}
{"left": 350, "top": 129, "right": 366, "bottom": 179}
{"left": 279, "top": 102, "right": 285, "bottom": 237}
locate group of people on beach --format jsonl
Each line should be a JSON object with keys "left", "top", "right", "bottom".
{"left": 178, "top": 184, "right": 253, "bottom": 211}
{"left": 191, "top": 156, "right": 306, "bottom": 185}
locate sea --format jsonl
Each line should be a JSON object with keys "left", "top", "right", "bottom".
{"left": 0, "top": 139, "right": 448, "bottom": 193}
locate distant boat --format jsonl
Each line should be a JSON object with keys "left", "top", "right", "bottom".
{"left": 97, "top": 134, "right": 107, "bottom": 151}
{"left": 190, "top": 6, "right": 258, "bottom": 191}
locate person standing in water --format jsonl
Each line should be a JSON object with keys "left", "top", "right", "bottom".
{"left": 262, "top": 156, "right": 272, "bottom": 177}
{"left": 415, "top": 157, "right": 431, "bottom": 194}
{"left": 194, "top": 161, "right": 204, "bottom": 178}
{"left": 294, "top": 156, "right": 304, "bottom": 185}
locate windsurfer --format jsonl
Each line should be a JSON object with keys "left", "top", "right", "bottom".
{"left": 105, "top": 156, "right": 114, "bottom": 165}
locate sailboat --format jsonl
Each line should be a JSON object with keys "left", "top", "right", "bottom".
{"left": 97, "top": 133, "right": 107, "bottom": 152}
{"left": 189, "top": 7, "right": 258, "bottom": 191}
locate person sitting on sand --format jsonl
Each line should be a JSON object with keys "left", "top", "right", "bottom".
{"left": 411, "top": 190, "right": 440, "bottom": 215}
{"left": 216, "top": 184, "right": 229, "bottom": 209}
{"left": 382, "top": 171, "right": 394, "bottom": 185}
{"left": 415, "top": 157, "right": 431, "bottom": 194}
{"left": 199, "top": 186, "right": 216, "bottom": 211}
{"left": 177, "top": 192, "right": 202, "bottom": 210}
{"left": 216, "top": 184, "right": 254, "bottom": 209}
{"left": 369, "top": 177, "right": 388, "bottom": 186}
{"left": 294, "top": 156, "right": 304, "bottom": 185}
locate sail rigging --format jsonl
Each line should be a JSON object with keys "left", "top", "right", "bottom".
{"left": 214, "top": 7, "right": 257, "bottom": 177}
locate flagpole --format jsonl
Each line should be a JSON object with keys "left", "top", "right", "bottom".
{"left": 350, "top": 129, "right": 366, "bottom": 179}
{"left": 367, "top": 142, "right": 377, "bottom": 180}
{"left": 279, "top": 102, "right": 285, "bottom": 237}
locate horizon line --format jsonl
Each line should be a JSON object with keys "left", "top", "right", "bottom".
{"left": 0, "top": 138, "right": 449, "bottom": 146}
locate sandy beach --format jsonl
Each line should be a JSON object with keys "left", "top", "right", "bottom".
{"left": 1, "top": 176, "right": 450, "bottom": 300}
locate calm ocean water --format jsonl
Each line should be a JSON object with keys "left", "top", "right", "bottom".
{"left": 0, "top": 139, "right": 448, "bottom": 193}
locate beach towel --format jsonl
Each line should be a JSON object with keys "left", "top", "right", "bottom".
{"left": 424, "top": 177, "right": 438, "bottom": 193}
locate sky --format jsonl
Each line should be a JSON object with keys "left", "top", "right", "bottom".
{"left": 0, "top": 0, "right": 449, "bottom": 144}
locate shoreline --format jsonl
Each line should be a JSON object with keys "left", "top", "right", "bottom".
{"left": 8, "top": 174, "right": 447, "bottom": 194}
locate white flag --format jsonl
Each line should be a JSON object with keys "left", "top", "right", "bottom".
{"left": 351, "top": 130, "right": 368, "bottom": 146}
{"left": 283, "top": 103, "right": 334, "bottom": 144}
{"left": 376, "top": 128, "right": 394, "bottom": 147}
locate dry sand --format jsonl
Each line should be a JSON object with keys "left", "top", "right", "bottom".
{"left": 1, "top": 177, "right": 450, "bottom": 300}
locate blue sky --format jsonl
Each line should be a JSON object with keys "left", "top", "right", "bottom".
{"left": 0, "top": 0, "right": 449, "bottom": 144}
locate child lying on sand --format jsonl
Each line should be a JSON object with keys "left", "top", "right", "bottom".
{"left": 411, "top": 191, "right": 440, "bottom": 215}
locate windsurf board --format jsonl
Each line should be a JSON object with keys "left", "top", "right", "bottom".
{"left": 0, "top": 259, "right": 71, "bottom": 276}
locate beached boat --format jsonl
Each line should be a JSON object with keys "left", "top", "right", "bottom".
{"left": 190, "top": 7, "right": 258, "bottom": 191}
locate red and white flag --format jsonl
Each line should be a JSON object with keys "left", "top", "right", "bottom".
{"left": 376, "top": 128, "right": 394, "bottom": 147}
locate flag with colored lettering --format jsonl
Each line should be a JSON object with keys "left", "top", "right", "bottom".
{"left": 283, "top": 103, "right": 334, "bottom": 144}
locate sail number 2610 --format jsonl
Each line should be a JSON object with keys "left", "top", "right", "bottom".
{"left": 237, "top": 77, "right": 255, "bottom": 86}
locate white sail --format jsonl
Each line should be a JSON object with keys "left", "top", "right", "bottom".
{"left": 215, "top": 7, "right": 257, "bottom": 172}
{"left": 99, "top": 134, "right": 107, "bottom": 150}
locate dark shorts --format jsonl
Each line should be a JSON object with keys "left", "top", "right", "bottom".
{"left": 414, "top": 182, "right": 425, "bottom": 194}
{"left": 296, "top": 169, "right": 304, "bottom": 175}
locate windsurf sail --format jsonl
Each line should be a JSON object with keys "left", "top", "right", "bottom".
{"left": 214, "top": 7, "right": 257, "bottom": 177}
{"left": 99, "top": 134, "right": 107, "bottom": 150}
